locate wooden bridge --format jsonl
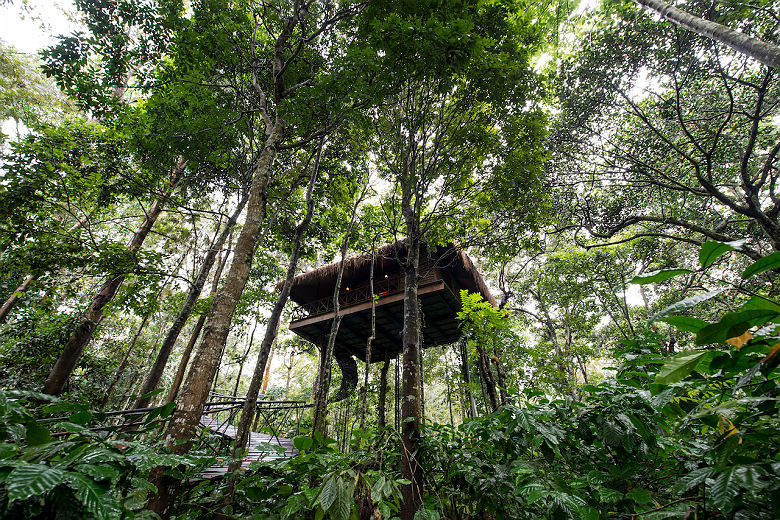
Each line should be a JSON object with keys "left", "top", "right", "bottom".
{"left": 197, "top": 391, "right": 307, "bottom": 478}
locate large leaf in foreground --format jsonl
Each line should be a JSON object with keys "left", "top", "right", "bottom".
{"left": 742, "top": 251, "right": 780, "bottom": 279}
{"left": 650, "top": 290, "right": 723, "bottom": 322}
{"left": 695, "top": 310, "right": 780, "bottom": 345}
{"left": 654, "top": 351, "right": 708, "bottom": 385}
{"left": 658, "top": 316, "right": 708, "bottom": 333}
{"left": 699, "top": 240, "right": 744, "bottom": 267}
{"left": 6, "top": 464, "right": 67, "bottom": 503}
{"left": 630, "top": 269, "right": 691, "bottom": 285}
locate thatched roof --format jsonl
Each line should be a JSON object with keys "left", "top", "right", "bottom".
{"left": 281, "top": 241, "right": 497, "bottom": 307}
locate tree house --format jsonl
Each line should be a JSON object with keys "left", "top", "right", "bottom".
{"left": 283, "top": 242, "right": 496, "bottom": 398}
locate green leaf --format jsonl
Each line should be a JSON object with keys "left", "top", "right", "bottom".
{"left": 66, "top": 472, "right": 122, "bottom": 520}
{"left": 630, "top": 269, "right": 691, "bottom": 285}
{"left": 658, "top": 316, "right": 708, "bottom": 333}
{"left": 73, "top": 464, "right": 120, "bottom": 483}
{"left": 742, "top": 251, "right": 780, "bottom": 278}
{"left": 699, "top": 240, "right": 744, "bottom": 267}
{"left": 68, "top": 411, "right": 92, "bottom": 426}
{"left": 25, "top": 422, "right": 51, "bottom": 446}
{"left": 318, "top": 477, "right": 337, "bottom": 511}
{"left": 710, "top": 466, "right": 740, "bottom": 512}
{"left": 597, "top": 487, "right": 622, "bottom": 503}
{"left": 626, "top": 487, "right": 652, "bottom": 504}
{"left": 741, "top": 296, "right": 780, "bottom": 313}
{"left": 695, "top": 310, "right": 780, "bottom": 345}
{"left": 332, "top": 478, "right": 352, "bottom": 520}
{"left": 293, "top": 436, "right": 313, "bottom": 452}
{"left": 650, "top": 290, "right": 723, "bottom": 322}
{"left": 654, "top": 351, "right": 708, "bottom": 384}
{"left": 6, "top": 464, "right": 67, "bottom": 503}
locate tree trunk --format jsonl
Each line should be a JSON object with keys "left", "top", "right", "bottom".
{"left": 166, "top": 230, "right": 233, "bottom": 403}
{"left": 0, "top": 274, "right": 35, "bottom": 322}
{"left": 261, "top": 346, "right": 274, "bottom": 394}
{"left": 312, "top": 181, "right": 365, "bottom": 437}
{"left": 492, "top": 349, "right": 508, "bottom": 406}
{"left": 400, "top": 237, "right": 423, "bottom": 520}
{"left": 43, "top": 160, "right": 185, "bottom": 396}
{"left": 460, "top": 339, "right": 478, "bottom": 419}
{"left": 377, "top": 353, "right": 390, "bottom": 430}
{"left": 476, "top": 344, "right": 499, "bottom": 412}
{"left": 360, "top": 248, "right": 376, "bottom": 430}
{"left": 233, "top": 320, "right": 258, "bottom": 397}
{"left": 633, "top": 0, "right": 780, "bottom": 70}
{"left": 133, "top": 194, "right": 247, "bottom": 409}
{"left": 284, "top": 353, "right": 294, "bottom": 397}
{"left": 100, "top": 311, "right": 152, "bottom": 410}
{"left": 224, "top": 135, "right": 322, "bottom": 497}
{"left": 147, "top": 122, "right": 282, "bottom": 518}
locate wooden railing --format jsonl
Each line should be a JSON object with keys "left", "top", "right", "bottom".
{"left": 289, "top": 268, "right": 440, "bottom": 322}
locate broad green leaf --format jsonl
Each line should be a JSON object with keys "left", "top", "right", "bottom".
{"left": 742, "top": 251, "right": 780, "bottom": 278}
{"left": 673, "top": 467, "right": 714, "bottom": 493}
{"left": 658, "top": 316, "right": 708, "bottom": 333}
{"left": 699, "top": 240, "right": 744, "bottom": 267}
{"left": 25, "top": 422, "right": 51, "bottom": 446}
{"left": 597, "top": 487, "right": 622, "bottom": 503}
{"left": 6, "top": 464, "right": 67, "bottom": 503}
{"left": 654, "top": 351, "right": 708, "bottom": 384}
{"left": 710, "top": 467, "right": 740, "bottom": 512}
{"left": 629, "top": 269, "right": 691, "bottom": 285}
{"left": 69, "top": 411, "right": 92, "bottom": 426}
{"left": 696, "top": 310, "right": 779, "bottom": 345}
{"left": 741, "top": 296, "right": 780, "bottom": 313}
{"left": 626, "top": 487, "right": 652, "bottom": 504}
{"left": 332, "top": 478, "right": 352, "bottom": 520}
{"left": 293, "top": 436, "right": 312, "bottom": 452}
{"left": 67, "top": 472, "right": 122, "bottom": 520}
{"left": 650, "top": 290, "right": 724, "bottom": 322}
{"left": 318, "top": 477, "right": 337, "bottom": 511}
{"left": 73, "top": 464, "right": 120, "bottom": 483}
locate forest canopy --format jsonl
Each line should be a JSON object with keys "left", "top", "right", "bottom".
{"left": 0, "top": 0, "right": 779, "bottom": 519}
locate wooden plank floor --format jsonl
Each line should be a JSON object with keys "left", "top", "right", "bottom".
{"left": 199, "top": 416, "right": 298, "bottom": 479}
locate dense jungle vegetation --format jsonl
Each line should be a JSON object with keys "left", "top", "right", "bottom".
{"left": 1, "top": 0, "right": 779, "bottom": 518}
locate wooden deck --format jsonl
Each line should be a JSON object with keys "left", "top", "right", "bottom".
{"left": 199, "top": 416, "right": 298, "bottom": 479}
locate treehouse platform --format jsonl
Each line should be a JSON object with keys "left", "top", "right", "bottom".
{"left": 285, "top": 242, "right": 496, "bottom": 362}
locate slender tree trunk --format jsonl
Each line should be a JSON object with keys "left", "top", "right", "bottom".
{"left": 460, "top": 339, "right": 478, "bottom": 418}
{"left": 377, "top": 353, "right": 390, "bottom": 430}
{"left": 147, "top": 122, "right": 282, "bottom": 518}
{"left": 476, "top": 344, "right": 499, "bottom": 412}
{"left": 100, "top": 312, "right": 152, "bottom": 410}
{"left": 166, "top": 242, "right": 231, "bottom": 404}
{"left": 284, "top": 353, "right": 294, "bottom": 397}
{"left": 233, "top": 320, "right": 258, "bottom": 397}
{"left": 312, "top": 180, "right": 365, "bottom": 436}
{"left": 134, "top": 194, "right": 247, "bottom": 409}
{"left": 491, "top": 348, "right": 508, "bottom": 406}
{"left": 261, "top": 346, "right": 274, "bottom": 394}
{"left": 394, "top": 356, "right": 400, "bottom": 431}
{"left": 0, "top": 274, "right": 35, "bottom": 322}
{"left": 633, "top": 0, "right": 780, "bottom": 70}
{"left": 43, "top": 160, "right": 185, "bottom": 396}
{"left": 446, "top": 365, "right": 454, "bottom": 426}
{"left": 224, "top": 136, "right": 323, "bottom": 497}
{"left": 400, "top": 236, "right": 423, "bottom": 520}
{"left": 360, "top": 248, "right": 376, "bottom": 430}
